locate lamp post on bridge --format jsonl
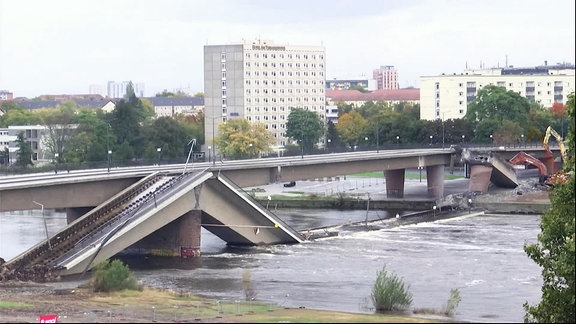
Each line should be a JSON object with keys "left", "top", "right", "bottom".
{"left": 207, "top": 115, "right": 224, "bottom": 166}
{"left": 32, "top": 200, "right": 51, "bottom": 250}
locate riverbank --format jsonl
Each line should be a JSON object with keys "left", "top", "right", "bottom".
{"left": 249, "top": 175, "right": 551, "bottom": 215}
{"left": 0, "top": 282, "right": 453, "bottom": 323}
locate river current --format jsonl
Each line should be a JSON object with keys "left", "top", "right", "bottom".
{"left": 0, "top": 207, "right": 542, "bottom": 323}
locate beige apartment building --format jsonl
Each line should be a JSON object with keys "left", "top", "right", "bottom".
{"left": 203, "top": 39, "right": 326, "bottom": 151}
{"left": 420, "top": 63, "right": 575, "bottom": 121}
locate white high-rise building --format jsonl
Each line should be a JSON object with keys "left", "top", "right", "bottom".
{"left": 204, "top": 39, "right": 326, "bottom": 150}
{"left": 420, "top": 62, "right": 575, "bottom": 121}
{"left": 107, "top": 81, "right": 145, "bottom": 98}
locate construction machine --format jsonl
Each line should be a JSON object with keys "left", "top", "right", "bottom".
{"left": 543, "top": 126, "right": 568, "bottom": 166}
{"left": 508, "top": 151, "right": 550, "bottom": 184}
{"left": 542, "top": 126, "right": 571, "bottom": 185}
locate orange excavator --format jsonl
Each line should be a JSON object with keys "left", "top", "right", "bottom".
{"left": 508, "top": 151, "right": 551, "bottom": 184}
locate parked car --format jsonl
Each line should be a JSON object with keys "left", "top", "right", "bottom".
{"left": 283, "top": 181, "right": 296, "bottom": 187}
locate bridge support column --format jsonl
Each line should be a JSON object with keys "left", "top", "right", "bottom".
{"left": 468, "top": 164, "right": 493, "bottom": 193}
{"left": 384, "top": 169, "right": 405, "bottom": 198}
{"left": 129, "top": 210, "right": 202, "bottom": 258}
{"left": 426, "top": 165, "right": 445, "bottom": 199}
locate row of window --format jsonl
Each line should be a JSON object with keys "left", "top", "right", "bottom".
{"left": 435, "top": 80, "right": 570, "bottom": 90}
{"left": 244, "top": 70, "right": 325, "bottom": 78}
{"left": 246, "top": 105, "right": 324, "bottom": 114}
{"left": 245, "top": 53, "right": 324, "bottom": 61}
{"left": 244, "top": 79, "right": 324, "bottom": 87}
{"left": 244, "top": 88, "right": 325, "bottom": 95}
{"left": 244, "top": 62, "right": 325, "bottom": 69}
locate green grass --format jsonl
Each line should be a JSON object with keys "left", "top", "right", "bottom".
{"left": 0, "top": 301, "right": 32, "bottom": 308}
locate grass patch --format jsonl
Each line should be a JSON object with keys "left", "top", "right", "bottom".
{"left": 0, "top": 301, "right": 32, "bottom": 309}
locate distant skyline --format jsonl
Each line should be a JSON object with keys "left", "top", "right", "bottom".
{"left": 1, "top": 0, "right": 574, "bottom": 98}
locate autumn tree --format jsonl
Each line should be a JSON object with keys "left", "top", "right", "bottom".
{"left": 335, "top": 110, "right": 366, "bottom": 148}
{"left": 523, "top": 92, "right": 575, "bottom": 323}
{"left": 216, "top": 118, "right": 275, "bottom": 160}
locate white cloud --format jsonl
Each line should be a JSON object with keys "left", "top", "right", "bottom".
{"left": 0, "top": 0, "right": 574, "bottom": 97}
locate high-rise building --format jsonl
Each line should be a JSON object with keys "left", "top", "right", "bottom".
{"left": 106, "top": 81, "right": 145, "bottom": 98}
{"left": 372, "top": 65, "right": 399, "bottom": 90}
{"left": 419, "top": 62, "right": 575, "bottom": 121}
{"left": 0, "top": 90, "right": 13, "bottom": 101}
{"left": 204, "top": 39, "right": 326, "bottom": 150}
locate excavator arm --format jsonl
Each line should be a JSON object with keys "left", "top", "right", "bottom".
{"left": 509, "top": 151, "right": 548, "bottom": 176}
{"left": 543, "top": 126, "right": 568, "bottom": 164}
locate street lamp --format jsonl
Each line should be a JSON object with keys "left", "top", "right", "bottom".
{"left": 521, "top": 134, "right": 524, "bottom": 147}
{"left": 433, "top": 205, "right": 437, "bottom": 217}
{"left": 208, "top": 146, "right": 212, "bottom": 163}
{"left": 107, "top": 150, "right": 112, "bottom": 172}
{"left": 32, "top": 201, "right": 51, "bottom": 250}
{"left": 249, "top": 143, "right": 253, "bottom": 159}
{"left": 207, "top": 115, "right": 225, "bottom": 166}
{"left": 327, "top": 138, "right": 331, "bottom": 153}
{"left": 156, "top": 147, "right": 162, "bottom": 165}
{"left": 429, "top": 135, "right": 433, "bottom": 146}
{"left": 490, "top": 134, "right": 493, "bottom": 145}
{"left": 364, "top": 136, "right": 368, "bottom": 150}
{"left": 461, "top": 135, "right": 465, "bottom": 144}
{"left": 54, "top": 153, "right": 59, "bottom": 174}
{"left": 396, "top": 135, "right": 400, "bottom": 147}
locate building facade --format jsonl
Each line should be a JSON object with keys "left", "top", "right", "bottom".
{"left": 420, "top": 63, "right": 576, "bottom": 121}
{"left": 372, "top": 65, "right": 399, "bottom": 90}
{"left": 203, "top": 39, "right": 326, "bottom": 150}
{"left": 325, "top": 78, "right": 376, "bottom": 91}
{"left": 0, "top": 90, "right": 14, "bottom": 101}
{"left": 107, "top": 81, "right": 146, "bottom": 98}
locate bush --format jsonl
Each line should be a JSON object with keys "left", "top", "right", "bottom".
{"left": 442, "top": 288, "right": 461, "bottom": 316}
{"left": 371, "top": 265, "right": 413, "bottom": 313}
{"left": 91, "top": 259, "right": 139, "bottom": 292}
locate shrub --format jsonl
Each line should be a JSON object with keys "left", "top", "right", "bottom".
{"left": 91, "top": 259, "right": 139, "bottom": 292}
{"left": 371, "top": 265, "right": 413, "bottom": 312}
{"left": 442, "top": 288, "right": 461, "bottom": 316}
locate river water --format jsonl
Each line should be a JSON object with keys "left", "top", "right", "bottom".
{"left": 0, "top": 207, "right": 542, "bottom": 323}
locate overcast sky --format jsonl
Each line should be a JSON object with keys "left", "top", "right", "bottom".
{"left": 1, "top": 0, "right": 574, "bottom": 98}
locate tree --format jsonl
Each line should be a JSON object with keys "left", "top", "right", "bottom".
{"left": 285, "top": 108, "right": 325, "bottom": 153}
{"left": 141, "top": 117, "right": 190, "bottom": 161}
{"left": 15, "top": 131, "right": 33, "bottom": 168}
{"left": 216, "top": 118, "right": 275, "bottom": 159}
{"left": 335, "top": 110, "right": 366, "bottom": 148}
{"left": 109, "top": 82, "right": 150, "bottom": 160}
{"left": 523, "top": 92, "right": 575, "bottom": 323}
{"left": 464, "top": 85, "right": 533, "bottom": 138}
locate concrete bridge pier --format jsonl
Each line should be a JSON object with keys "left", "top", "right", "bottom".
{"left": 468, "top": 165, "right": 493, "bottom": 193}
{"left": 127, "top": 210, "right": 202, "bottom": 258}
{"left": 385, "top": 169, "right": 405, "bottom": 198}
{"left": 426, "top": 165, "right": 445, "bottom": 199}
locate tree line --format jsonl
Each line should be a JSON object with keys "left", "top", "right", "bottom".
{"left": 0, "top": 84, "right": 569, "bottom": 169}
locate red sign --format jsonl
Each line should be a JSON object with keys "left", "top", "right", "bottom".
{"left": 39, "top": 314, "right": 58, "bottom": 323}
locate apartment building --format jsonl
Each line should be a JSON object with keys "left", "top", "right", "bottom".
{"left": 203, "top": 39, "right": 326, "bottom": 149}
{"left": 420, "top": 62, "right": 575, "bottom": 121}
{"left": 372, "top": 65, "right": 399, "bottom": 90}
{"left": 107, "top": 81, "right": 146, "bottom": 98}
